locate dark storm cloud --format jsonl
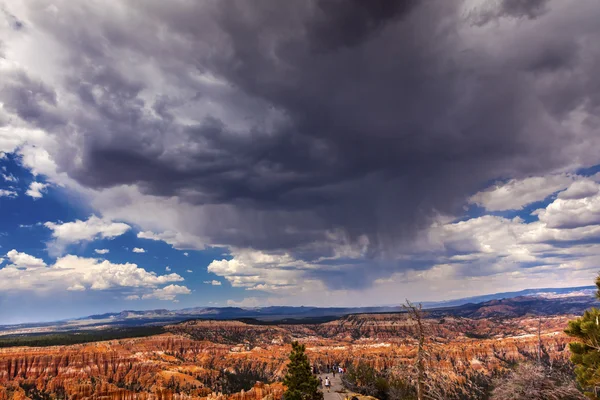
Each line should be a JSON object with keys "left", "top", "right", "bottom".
{"left": 470, "top": 0, "right": 551, "bottom": 26}
{"left": 308, "top": 0, "right": 417, "bottom": 51}
{"left": 0, "top": 70, "right": 64, "bottom": 128}
{"left": 4, "top": 0, "right": 600, "bottom": 287}
{"left": 499, "top": 0, "right": 550, "bottom": 20}
{"left": 524, "top": 40, "right": 579, "bottom": 73}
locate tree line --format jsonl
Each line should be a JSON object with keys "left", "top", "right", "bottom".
{"left": 0, "top": 326, "right": 165, "bottom": 348}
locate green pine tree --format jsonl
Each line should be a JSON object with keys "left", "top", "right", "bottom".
{"left": 283, "top": 341, "right": 323, "bottom": 400}
{"left": 565, "top": 275, "right": 600, "bottom": 398}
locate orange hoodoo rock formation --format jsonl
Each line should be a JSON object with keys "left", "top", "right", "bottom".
{"left": 0, "top": 313, "right": 577, "bottom": 400}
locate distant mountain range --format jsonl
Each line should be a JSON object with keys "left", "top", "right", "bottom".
{"left": 420, "top": 285, "right": 596, "bottom": 308}
{"left": 0, "top": 285, "right": 596, "bottom": 336}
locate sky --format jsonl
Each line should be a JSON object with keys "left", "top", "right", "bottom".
{"left": 1, "top": 0, "right": 600, "bottom": 324}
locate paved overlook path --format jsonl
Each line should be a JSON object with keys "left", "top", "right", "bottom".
{"left": 318, "top": 373, "right": 346, "bottom": 400}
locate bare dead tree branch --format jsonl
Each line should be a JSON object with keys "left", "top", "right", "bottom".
{"left": 404, "top": 299, "right": 426, "bottom": 400}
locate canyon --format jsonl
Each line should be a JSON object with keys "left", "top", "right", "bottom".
{"left": 0, "top": 302, "right": 582, "bottom": 400}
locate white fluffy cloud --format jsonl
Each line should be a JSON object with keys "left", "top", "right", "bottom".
{"left": 141, "top": 284, "right": 191, "bottom": 301}
{"left": 165, "top": 266, "right": 171, "bottom": 272}
{"left": 468, "top": 174, "right": 576, "bottom": 211}
{"left": 425, "top": 182, "right": 600, "bottom": 283}
{"left": 137, "top": 230, "right": 206, "bottom": 250}
{"left": 6, "top": 249, "right": 47, "bottom": 269}
{"left": 132, "top": 247, "right": 146, "bottom": 253}
{"left": 535, "top": 186, "right": 600, "bottom": 229}
{"left": 203, "top": 280, "right": 222, "bottom": 286}
{"left": 0, "top": 127, "right": 49, "bottom": 159}
{"left": 0, "top": 251, "right": 186, "bottom": 297}
{"left": 0, "top": 189, "right": 17, "bottom": 198}
{"left": 558, "top": 179, "right": 600, "bottom": 200}
{"left": 207, "top": 249, "right": 321, "bottom": 293}
{"left": 94, "top": 249, "right": 110, "bottom": 255}
{"left": 2, "top": 173, "right": 17, "bottom": 183}
{"left": 25, "top": 181, "right": 49, "bottom": 198}
{"left": 44, "top": 216, "right": 131, "bottom": 253}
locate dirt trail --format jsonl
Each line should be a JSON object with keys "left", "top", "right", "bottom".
{"left": 318, "top": 373, "right": 346, "bottom": 400}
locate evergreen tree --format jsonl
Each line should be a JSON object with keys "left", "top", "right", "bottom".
{"left": 283, "top": 341, "right": 323, "bottom": 400}
{"left": 565, "top": 275, "right": 600, "bottom": 398}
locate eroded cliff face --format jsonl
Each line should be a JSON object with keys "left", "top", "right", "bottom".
{"left": 0, "top": 314, "right": 575, "bottom": 400}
